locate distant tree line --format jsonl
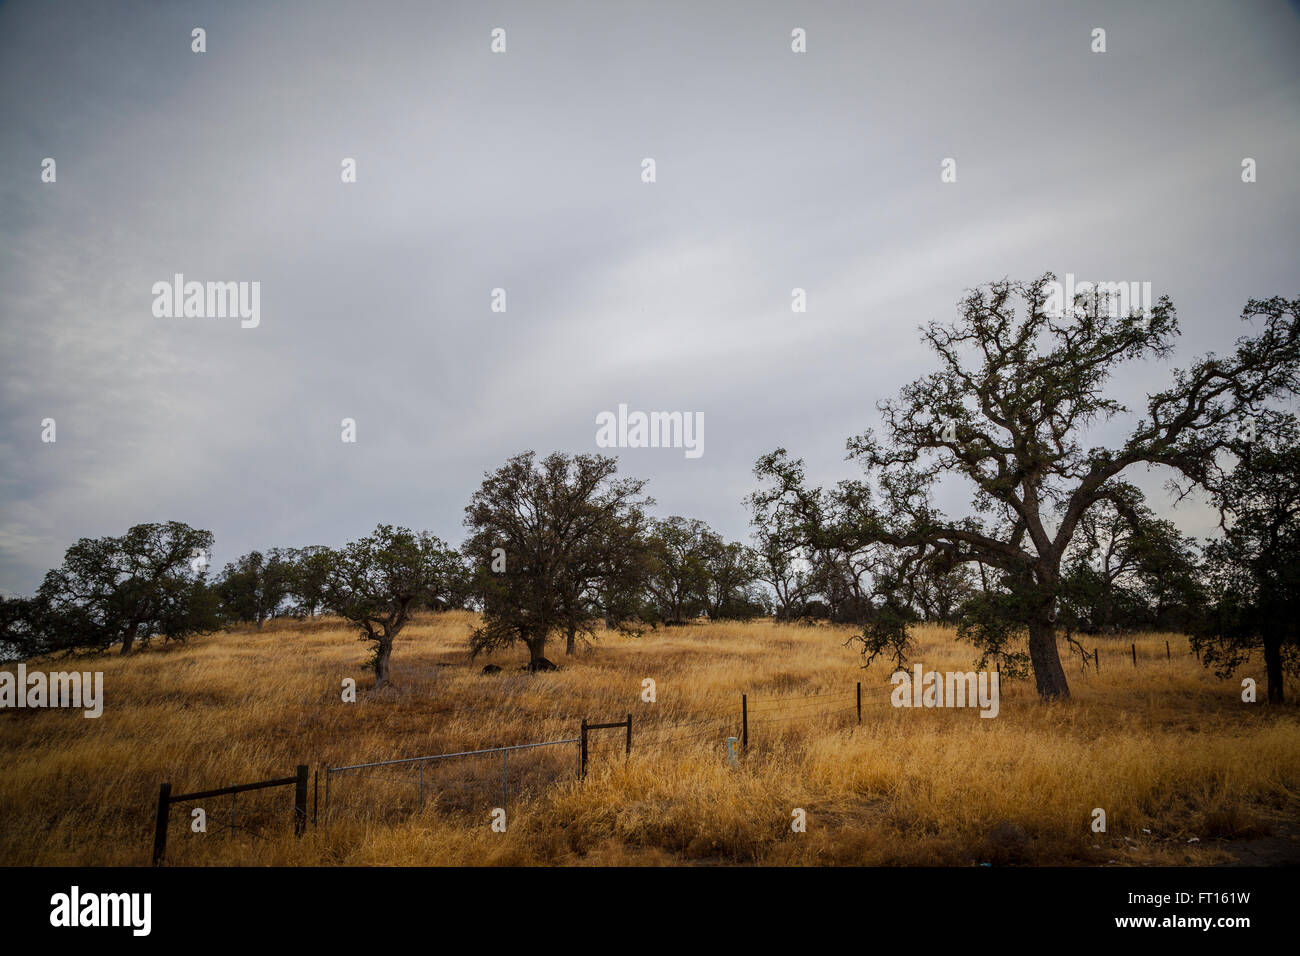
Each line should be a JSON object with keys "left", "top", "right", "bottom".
{"left": 0, "top": 453, "right": 771, "bottom": 689}
{"left": 2, "top": 278, "right": 1296, "bottom": 702}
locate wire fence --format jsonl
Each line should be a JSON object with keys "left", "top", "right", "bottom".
{"left": 154, "top": 635, "right": 1206, "bottom": 856}
{"left": 151, "top": 766, "right": 307, "bottom": 865}
{"left": 322, "top": 737, "right": 578, "bottom": 824}
{"left": 312, "top": 653, "right": 1177, "bottom": 831}
{"left": 314, "top": 681, "right": 899, "bottom": 826}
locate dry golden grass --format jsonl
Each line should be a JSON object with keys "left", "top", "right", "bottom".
{"left": 1, "top": 612, "right": 1296, "bottom": 866}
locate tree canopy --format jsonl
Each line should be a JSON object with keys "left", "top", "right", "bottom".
{"left": 12, "top": 521, "right": 218, "bottom": 657}
{"left": 1194, "top": 413, "right": 1300, "bottom": 702}
{"left": 323, "top": 524, "right": 463, "bottom": 689}
{"left": 464, "top": 451, "right": 653, "bottom": 667}
{"left": 754, "top": 278, "right": 1300, "bottom": 699}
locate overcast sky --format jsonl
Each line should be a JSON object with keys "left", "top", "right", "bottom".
{"left": 1, "top": 0, "right": 1298, "bottom": 594}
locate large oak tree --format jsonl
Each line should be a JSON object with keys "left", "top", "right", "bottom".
{"left": 464, "top": 451, "right": 652, "bottom": 667}
{"left": 755, "top": 278, "right": 1299, "bottom": 700}
{"left": 29, "top": 521, "right": 218, "bottom": 656}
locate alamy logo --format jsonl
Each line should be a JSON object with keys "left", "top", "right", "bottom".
{"left": 0, "top": 665, "right": 103, "bottom": 718}
{"left": 1042, "top": 273, "right": 1152, "bottom": 320}
{"left": 50, "top": 886, "right": 150, "bottom": 936}
{"left": 595, "top": 404, "right": 704, "bottom": 459}
{"left": 151, "top": 274, "right": 260, "bottom": 328}
{"left": 891, "top": 664, "right": 999, "bottom": 718}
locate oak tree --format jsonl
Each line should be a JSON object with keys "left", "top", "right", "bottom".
{"left": 464, "top": 451, "right": 652, "bottom": 667}
{"left": 755, "top": 279, "right": 1299, "bottom": 699}
{"left": 1194, "top": 414, "right": 1300, "bottom": 703}
{"left": 324, "top": 524, "right": 462, "bottom": 690}
{"left": 28, "top": 521, "right": 218, "bottom": 656}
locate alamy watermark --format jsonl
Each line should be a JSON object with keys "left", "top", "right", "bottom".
{"left": 50, "top": 886, "right": 150, "bottom": 936}
{"left": 595, "top": 404, "right": 704, "bottom": 459}
{"left": 1042, "top": 273, "right": 1152, "bottom": 320}
{"left": 152, "top": 274, "right": 260, "bottom": 328}
{"left": 890, "top": 664, "right": 999, "bottom": 718}
{"left": 1, "top": 665, "right": 103, "bottom": 718}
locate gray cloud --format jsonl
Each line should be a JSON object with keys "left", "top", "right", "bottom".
{"left": 2, "top": 0, "right": 1298, "bottom": 592}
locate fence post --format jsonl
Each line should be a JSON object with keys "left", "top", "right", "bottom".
{"left": 502, "top": 749, "right": 508, "bottom": 814}
{"left": 580, "top": 718, "right": 589, "bottom": 779}
{"left": 293, "top": 764, "right": 308, "bottom": 836}
{"left": 151, "top": 782, "right": 171, "bottom": 866}
{"left": 324, "top": 766, "right": 331, "bottom": 826}
{"left": 1166, "top": 640, "right": 1171, "bottom": 661}
{"left": 1131, "top": 643, "right": 1137, "bottom": 667}
{"left": 625, "top": 713, "right": 632, "bottom": 757}
{"left": 313, "top": 767, "right": 319, "bottom": 828}
{"left": 741, "top": 694, "right": 748, "bottom": 751}
{"left": 856, "top": 682, "right": 861, "bottom": 725}
{"left": 1095, "top": 648, "right": 1100, "bottom": 673}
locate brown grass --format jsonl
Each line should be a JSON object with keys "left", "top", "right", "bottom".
{"left": 1, "top": 612, "right": 1296, "bottom": 866}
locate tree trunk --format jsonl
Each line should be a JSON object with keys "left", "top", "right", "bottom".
{"left": 120, "top": 623, "right": 141, "bottom": 656}
{"left": 1027, "top": 619, "right": 1071, "bottom": 700}
{"left": 373, "top": 639, "right": 392, "bottom": 690}
{"left": 527, "top": 630, "right": 549, "bottom": 665}
{"left": 566, "top": 623, "right": 576, "bottom": 656}
{"left": 1264, "top": 634, "right": 1285, "bottom": 704}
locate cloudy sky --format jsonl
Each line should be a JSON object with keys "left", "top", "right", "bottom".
{"left": 1, "top": 0, "right": 1297, "bottom": 594}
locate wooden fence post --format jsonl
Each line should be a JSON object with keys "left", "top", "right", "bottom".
{"left": 1131, "top": 643, "right": 1137, "bottom": 667}
{"left": 580, "top": 718, "right": 588, "bottom": 779}
{"left": 856, "top": 682, "right": 862, "bottom": 725}
{"left": 1166, "top": 640, "right": 1171, "bottom": 661}
{"left": 741, "top": 694, "right": 748, "bottom": 751}
{"left": 152, "top": 782, "right": 171, "bottom": 866}
{"left": 625, "top": 713, "right": 632, "bottom": 756}
{"left": 293, "top": 764, "right": 308, "bottom": 836}
{"left": 1095, "top": 648, "right": 1100, "bottom": 673}
{"left": 313, "top": 767, "right": 318, "bottom": 828}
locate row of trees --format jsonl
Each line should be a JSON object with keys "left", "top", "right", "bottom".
{"left": 3, "top": 430, "right": 1291, "bottom": 698}
{"left": 3, "top": 277, "right": 1296, "bottom": 701}
{"left": 0, "top": 469, "right": 772, "bottom": 687}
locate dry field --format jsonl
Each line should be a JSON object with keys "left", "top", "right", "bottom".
{"left": 1, "top": 612, "right": 1297, "bottom": 866}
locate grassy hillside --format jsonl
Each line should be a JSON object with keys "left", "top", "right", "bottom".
{"left": 1, "top": 612, "right": 1296, "bottom": 865}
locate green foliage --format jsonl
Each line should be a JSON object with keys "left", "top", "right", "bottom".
{"left": 13, "top": 521, "right": 218, "bottom": 656}
{"left": 954, "top": 587, "right": 1033, "bottom": 679}
{"left": 1057, "top": 486, "right": 1202, "bottom": 635}
{"left": 284, "top": 545, "right": 338, "bottom": 618}
{"left": 323, "top": 524, "right": 463, "bottom": 688}
{"left": 644, "top": 517, "right": 714, "bottom": 624}
{"left": 464, "top": 451, "right": 652, "bottom": 662}
{"left": 216, "top": 548, "right": 296, "bottom": 627}
{"left": 1193, "top": 414, "right": 1300, "bottom": 701}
